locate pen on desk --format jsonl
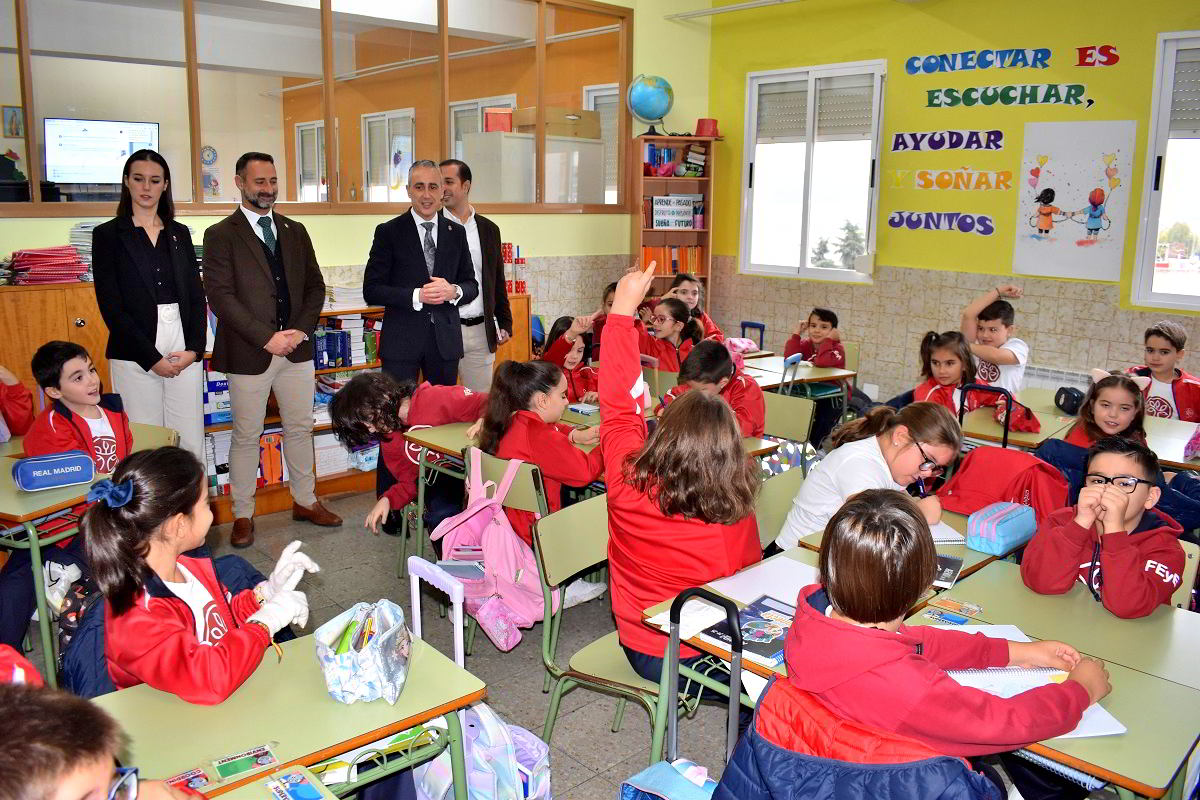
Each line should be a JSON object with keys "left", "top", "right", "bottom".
{"left": 916, "top": 477, "right": 927, "bottom": 498}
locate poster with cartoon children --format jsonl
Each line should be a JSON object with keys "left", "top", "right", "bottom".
{"left": 1012, "top": 120, "right": 1135, "bottom": 281}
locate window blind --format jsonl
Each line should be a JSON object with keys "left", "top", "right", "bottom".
{"left": 1170, "top": 47, "right": 1200, "bottom": 137}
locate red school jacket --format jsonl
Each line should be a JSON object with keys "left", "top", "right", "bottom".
{"left": 0, "top": 382, "right": 34, "bottom": 436}
{"left": 600, "top": 314, "right": 761, "bottom": 657}
{"left": 104, "top": 550, "right": 269, "bottom": 705}
{"left": 379, "top": 383, "right": 488, "bottom": 511}
{"left": 783, "top": 336, "right": 845, "bottom": 368}
{"left": 494, "top": 410, "right": 604, "bottom": 546}
{"left": 697, "top": 311, "right": 724, "bottom": 342}
{"left": 1021, "top": 506, "right": 1185, "bottom": 619}
{"left": 1127, "top": 366, "right": 1200, "bottom": 422}
{"left": 785, "top": 584, "right": 1089, "bottom": 757}
{"left": 633, "top": 321, "right": 695, "bottom": 373}
{"left": 24, "top": 394, "right": 133, "bottom": 474}
{"left": 912, "top": 377, "right": 994, "bottom": 416}
{"left": 541, "top": 336, "right": 599, "bottom": 403}
{"left": 659, "top": 371, "right": 766, "bottom": 437}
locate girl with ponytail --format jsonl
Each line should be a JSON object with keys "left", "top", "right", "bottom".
{"left": 477, "top": 360, "right": 604, "bottom": 548}
{"left": 636, "top": 297, "right": 702, "bottom": 372}
{"left": 774, "top": 402, "right": 963, "bottom": 551}
{"left": 84, "top": 446, "right": 319, "bottom": 704}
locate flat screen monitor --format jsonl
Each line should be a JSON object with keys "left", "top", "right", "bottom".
{"left": 43, "top": 118, "right": 160, "bottom": 183}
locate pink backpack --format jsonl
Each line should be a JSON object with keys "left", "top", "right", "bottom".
{"left": 430, "top": 449, "right": 559, "bottom": 650}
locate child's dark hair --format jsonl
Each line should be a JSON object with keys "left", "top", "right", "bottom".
{"left": 0, "top": 683, "right": 126, "bottom": 799}
{"left": 669, "top": 273, "right": 705, "bottom": 318}
{"left": 920, "top": 330, "right": 976, "bottom": 385}
{"left": 83, "top": 447, "right": 207, "bottom": 616}
{"left": 477, "top": 360, "right": 563, "bottom": 454}
{"left": 329, "top": 371, "right": 417, "bottom": 449}
{"left": 831, "top": 402, "right": 962, "bottom": 453}
{"left": 544, "top": 316, "right": 573, "bottom": 354}
{"left": 656, "top": 297, "right": 703, "bottom": 344}
{"left": 625, "top": 390, "right": 759, "bottom": 524}
{"left": 820, "top": 489, "right": 936, "bottom": 623}
{"left": 1035, "top": 187, "right": 1056, "bottom": 204}
{"left": 1086, "top": 436, "right": 1161, "bottom": 483}
{"left": 1144, "top": 321, "right": 1187, "bottom": 352}
{"left": 1078, "top": 373, "right": 1146, "bottom": 443}
{"left": 678, "top": 341, "right": 735, "bottom": 386}
{"left": 809, "top": 307, "right": 838, "bottom": 328}
{"left": 978, "top": 300, "right": 1015, "bottom": 327}
{"left": 601, "top": 281, "right": 617, "bottom": 306}
{"left": 31, "top": 340, "right": 89, "bottom": 390}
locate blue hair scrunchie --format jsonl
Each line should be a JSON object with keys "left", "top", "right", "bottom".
{"left": 87, "top": 478, "right": 135, "bottom": 509}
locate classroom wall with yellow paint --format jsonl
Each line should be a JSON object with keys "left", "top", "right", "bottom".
{"left": 707, "top": 0, "right": 1200, "bottom": 308}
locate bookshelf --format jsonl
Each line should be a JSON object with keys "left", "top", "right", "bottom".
{"left": 630, "top": 135, "right": 718, "bottom": 311}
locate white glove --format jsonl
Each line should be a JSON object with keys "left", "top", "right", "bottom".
{"left": 258, "top": 540, "right": 320, "bottom": 603}
{"left": 248, "top": 589, "right": 310, "bottom": 634}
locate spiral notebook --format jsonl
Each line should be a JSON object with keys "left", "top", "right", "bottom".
{"left": 946, "top": 666, "right": 1126, "bottom": 739}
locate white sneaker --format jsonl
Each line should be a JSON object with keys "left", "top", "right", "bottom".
{"left": 563, "top": 579, "right": 608, "bottom": 608}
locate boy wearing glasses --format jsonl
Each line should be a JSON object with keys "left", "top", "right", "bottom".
{"left": 1022, "top": 436, "right": 1185, "bottom": 619}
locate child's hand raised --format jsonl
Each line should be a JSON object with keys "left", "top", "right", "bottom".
{"left": 568, "top": 313, "right": 597, "bottom": 338}
{"left": 792, "top": 319, "right": 809, "bottom": 338}
{"left": 1008, "top": 639, "right": 1082, "bottom": 670}
{"left": 612, "top": 261, "right": 658, "bottom": 316}
{"left": 996, "top": 284, "right": 1024, "bottom": 299}
{"left": 1074, "top": 485, "right": 1105, "bottom": 530}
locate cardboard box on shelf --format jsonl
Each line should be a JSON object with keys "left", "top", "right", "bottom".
{"left": 511, "top": 106, "right": 601, "bottom": 139}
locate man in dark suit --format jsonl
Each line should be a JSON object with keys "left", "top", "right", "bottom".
{"left": 439, "top": 159, "right": 513, "bottom": 392}
{"left": 204, "top": 151, "right": 342, "bottom": 548}
{"left": 363, "top": 160, "right": 479, "bottom": 386}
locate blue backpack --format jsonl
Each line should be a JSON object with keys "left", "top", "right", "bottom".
{"left": 62, "top": 554, "right": 289, "bottom": 698}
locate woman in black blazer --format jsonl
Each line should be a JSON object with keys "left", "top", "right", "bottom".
{"left": 92, "top": 150, "right": 207, "bottom": 461}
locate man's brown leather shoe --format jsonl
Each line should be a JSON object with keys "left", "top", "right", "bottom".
{"left": 293, "top": 501, "right": 343, "bottom": 527}
{"left": 231, "top": 517, "right": 255, "bottom": 548}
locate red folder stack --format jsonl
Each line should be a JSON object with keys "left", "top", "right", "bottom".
{"left": 10, "top": 246, "right": 88, "bottom": 284}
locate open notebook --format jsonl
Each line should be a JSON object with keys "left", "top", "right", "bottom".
{"left": 946, "top": 666, "right": 1125, "bottom": 739}
{"left": 930, "top": 519, "right": 965, "bottom": 545}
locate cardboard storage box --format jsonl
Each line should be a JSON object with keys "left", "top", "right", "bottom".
{"left": 511, "top": 106, "right": 601, "bottom": 139}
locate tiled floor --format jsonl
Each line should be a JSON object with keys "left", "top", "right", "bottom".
{"left": 205, "top": 490, "right": 735, "bottom": 799}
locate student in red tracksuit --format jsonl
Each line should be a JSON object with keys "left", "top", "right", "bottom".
{"left": 0, "top": 365, "right": 34, "bottom": 436}
{"left": 602, "top": 262, "right": 761, "bottom": 686}
{"left": 662, "top": 273, "right": 723, "bottom": 341}
{"left": 477, "top": 359, "right": 604, "bottom": 547}
{"left": 783, "top": 307, "right": 846, "bottom": 367}
{"left": 1023, "top": 437, "right": 1185, "bottom": 619}
{"left": 911, "top": 330, "right": 995, "bottom": 415}
{"left": 330, "top": 371, "right": 488, "bottom": 538}
{"left": 86, "top": 447, "right": 319, "bottom": 705}
{"left": 1127, "top": 321, "right": 1200, "bottom": 422}
{"left": 658, "top": 340, "right": 765, "bottom": 437}
{"left": 636, "top": 297, "right": 701, "bottom": 372}
{"left": 786, "top": 489, "right": 1111, "bottom": 799}
{"left": 542, "top": 316, "right": 599, "bottom": 403}
{"left": 590, "top": 281, "right": 617, "bottom": 362}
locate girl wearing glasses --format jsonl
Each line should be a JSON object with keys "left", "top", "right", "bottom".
{"left": 774, "top": 402, "right": 961, "bottom": 553}
{"left": 635, "top": 297, "right": 702, "bottom": 372}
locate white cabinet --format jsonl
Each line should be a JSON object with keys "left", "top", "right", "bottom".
{"left": 462, "top": 131, "right": 605, "bottom": 204}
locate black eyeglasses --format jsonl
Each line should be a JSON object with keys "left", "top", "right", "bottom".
{"left": 914, "top": 440, "right": 946, "bottom": 476}
{"left": 1083, "top": 474, "right": 1155, "bottom": 494}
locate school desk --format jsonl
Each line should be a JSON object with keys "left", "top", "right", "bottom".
{"left": 926, "top": 560, "right": 1200, "bottom": 692}
{"left": 742, "top": 350, "right": 774, "bottom": 359}
{"left": 0, "top": 435, "right": 20, "bottom": 457}
{"left": 218, "top": 765, "right": 336, "bottom": 799}
{"left": 798, "top": 511, "right": 1002, "bottom": 580}
{"left": 961, "top": 387, "right": 1076, "bottom": 448}
{"left": 0, "top": 421, "right": 179, "bottom": 687}
{"left": 903, "top": 615, "right": 1200, "bottom": 799}
{"left": 94, "top": 635, "right": 485, "bottom": 799}
{"left": 1141, "top": 417, "right": 1200, "bottom": 471}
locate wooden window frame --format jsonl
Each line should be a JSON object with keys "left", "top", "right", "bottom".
{"left": 0, "top": 0, "right": 633, "bottom": 218}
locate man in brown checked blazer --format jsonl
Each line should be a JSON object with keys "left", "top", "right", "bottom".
{"left": 203, "top": 151, "right": 342, "bottom": 548}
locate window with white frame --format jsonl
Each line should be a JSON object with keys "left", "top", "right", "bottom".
{"left": 362, "top": 109, "right": 415, "bottom": 203}
{"left": 295, "top": 121, "right": 326, "bottom": 203}
{"left": 449, "top": 94, "right": 518, "bottom": 160}
{"left": 584, "top": 83, "right": 620, "bottom": 204}
{"left": 1134, "top": 34, "right": 1200, "bottom": 311}
{"left": 740, "top": 61, "right": 885, "bottom": 281}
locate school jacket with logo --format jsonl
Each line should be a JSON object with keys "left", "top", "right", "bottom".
{"left": 784, "top": 585, "right": 1089, "bottom": 757}
{"left": 1021, "top": 506, "right": 1185, "bottom": 619}
{"left": 541, "top": 336, "right": 599, "bottom": 403}
{"left": 104, "top": 549, "right": 268, "bottom": 705}
{"left": 23, "top": 394, "right": 132, "bottom": 473}
{"left": 379, "top": 383, "right": 488, "bottom": 511}
{"left": 600, "top": 314, "right": 761, "bottom": 656}
{"left": 659, "top": 371, "right": 766, "bottom": 437}
{"left": 1127, "top": 366, "right": 1200, "bottom": 422}
{"left": 783, "top": 336, "right": 845, "bottom": 367}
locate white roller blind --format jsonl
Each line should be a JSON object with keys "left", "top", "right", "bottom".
{"left": 594, "top": 93, "right": 619, "bottom": 191}
{"left": 815, "top": 73, "right": 874, "bottom": 139}
{"left": 299, "top": 127, "right": 318, "bottom": 184}
{"left": 365, "top": 118, "right": 387, "bottom": 188}
{"left": 756, "top": 79, "right": 807, "bottom": 142}
{"left": 453, "top": 106, "right": 480, "bottom": 159}
{"left": 1170, "top": 47, "right": 1200, "bottom": 137}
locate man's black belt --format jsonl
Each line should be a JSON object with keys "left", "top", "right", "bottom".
{"left": 460, "top": 316, "right": 486, "bottom": 327}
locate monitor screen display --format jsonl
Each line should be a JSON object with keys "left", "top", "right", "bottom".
{"left": 43, "top": 118, "right": 160, "bottom": 183}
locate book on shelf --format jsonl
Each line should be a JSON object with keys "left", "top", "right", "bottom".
{"left": 642, "top": 142, "right": 706, "bottom": 177}
{"left": 641, "top": 246, "right": 705, "bottom": 276}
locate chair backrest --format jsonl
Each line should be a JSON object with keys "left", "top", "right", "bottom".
{"left": 1173, "top": 539, "right": 1199, "bottom": 609}
{"left": 407, "top": 557, "right": 466, "bottom": 666}
{"left": 841, "top": 341, "right": 860, "bottom": 377}
{"left": 763, "top": 392, "right": 816, "bottom": 445}
{"left": 533, "top": 494, "right": 610, "bottom": 589}
{"left": 463, "top": 447, "right": 550, "bottom": 515}
{"left": 740, "top": 321, "right": 766, "bottom": 349}
{"left": 643, "top": 366, "right": 676, "bottom": 401}
{"left": 755, "top": 468, "right": 806, "bottom": 548}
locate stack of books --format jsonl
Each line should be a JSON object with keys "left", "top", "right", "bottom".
{"left": 10, "top": 246, "right": 89, "bottom": 284}
{"left": 314, "top": 431, "right": 352, "bottom": 477}
{"left": 204, "top": 430, "right": 232, "bottom": 496}
{"left": 203, "top": 361, "right": 232, "bottom": 426}
{"left": 640, "top": 245, "right": 705, "bottom": 276}
{"left": 314, "top": 317, "right": 380, "bottom": 369}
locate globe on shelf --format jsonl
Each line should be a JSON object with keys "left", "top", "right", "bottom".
{"left": 627, "top": 74, "right": 674, "bottom": 136}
